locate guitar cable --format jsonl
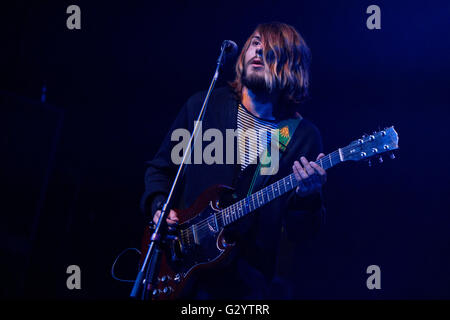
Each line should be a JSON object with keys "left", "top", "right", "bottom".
{"left": 110, "top": 247, "right": 142, "bottom": 283}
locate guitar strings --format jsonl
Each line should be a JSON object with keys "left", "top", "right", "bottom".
{"left": 181, "top": 149, "right": 344, "bottom": 239}
{"left": 182, "top": 148, "right": 353, "bottom": 239}
{"left": 182, "top": 178, "right": 298, "bottom": 240}
{"left": 180, "top": 172, "right": 324, "bottom": 240}
{"left": 179, "top": 140, "right": 392, "bottom": 242}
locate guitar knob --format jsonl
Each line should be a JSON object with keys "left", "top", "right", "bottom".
{"left": 160, "top": 275, "right": 172, "bottom": 283}
{"left": 174, "top": 273, "right": 181, "bottom": 283}
{"left": 163, "top": 286, "right": 173, "bottom": 295}
{"left": 152, "top": 289, "right": 161, "bottom": 297}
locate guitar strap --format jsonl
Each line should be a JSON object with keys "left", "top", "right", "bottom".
{"left": 246, "top": 115, "right": 302, "bottom": 196}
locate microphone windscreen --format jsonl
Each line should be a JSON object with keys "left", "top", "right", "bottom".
{"left": 222, "top": 40, "right": 238, "bottom": 56}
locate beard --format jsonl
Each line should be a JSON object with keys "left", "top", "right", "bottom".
{"left": 241, "top": 66, "right": 269, "bottom": 93}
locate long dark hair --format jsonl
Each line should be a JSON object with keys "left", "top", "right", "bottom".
{"left": 230, "top": 22, "right": 311, "bottom": 115}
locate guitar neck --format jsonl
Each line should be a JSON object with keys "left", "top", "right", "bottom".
{"left": 183, "top": 126, "right": 398, "bottom": 248}
{"left": 218, "top": 149, "right": 342, "bottom": 227}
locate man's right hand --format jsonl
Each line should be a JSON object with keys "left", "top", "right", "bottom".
{"left": 153, "top": 209, "right": 179, "bottom": 225}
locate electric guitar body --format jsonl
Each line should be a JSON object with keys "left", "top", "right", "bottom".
{"left": 140, "top": 184, "right": 238, "bottom": 300}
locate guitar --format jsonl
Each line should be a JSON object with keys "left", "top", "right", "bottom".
{"left": 140, "top": 126, "right": 399, "bottom": 299}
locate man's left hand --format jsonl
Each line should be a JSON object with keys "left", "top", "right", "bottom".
{"left": 292, "top": 153, "right": 327, "bottom": 197}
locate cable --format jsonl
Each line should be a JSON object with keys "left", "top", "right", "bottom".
{"left": 111, "top": 247, "right": 142, "bottom": 283}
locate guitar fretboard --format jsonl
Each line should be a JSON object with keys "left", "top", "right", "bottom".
{"left": 219, "top": 149, "right": 341, "bottom": 226}
{"left": 181, "top": 149, "right": 342, "bottom": 246}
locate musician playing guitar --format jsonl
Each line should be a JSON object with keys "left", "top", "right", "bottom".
{"left": 140, "top": 22, "right": 327, "bottom": 299}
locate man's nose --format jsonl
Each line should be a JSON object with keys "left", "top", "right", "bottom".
{"left": 256, "top": 46, "right": 263, "bottom": 57}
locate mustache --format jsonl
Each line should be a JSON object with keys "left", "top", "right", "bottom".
{"left": 245, "top": 57, "right": 266, "bottom": 68}
{"left": 248, "top": 56, "right": 264, "bottom": 65}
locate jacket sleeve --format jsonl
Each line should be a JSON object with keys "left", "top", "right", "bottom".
{"left": 140, "top": 98, "right": 193, "bottom": 218}
{"left": 283, "top": 121, "right": 326, "bottom": 242}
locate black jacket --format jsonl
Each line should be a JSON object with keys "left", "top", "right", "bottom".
{"left": 141, "top": 86, "right": 325, "bottom": 298}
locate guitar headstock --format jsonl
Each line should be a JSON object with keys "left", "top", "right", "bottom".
{"left": 341, "top": 126, "right": 399, "bottom": 162}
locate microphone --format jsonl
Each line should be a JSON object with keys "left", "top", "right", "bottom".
{"left": 221, "top": 40, "right": 238, "bottom": 56}
{"left": 215, "top": 40, "right": 238, "bottom": 74}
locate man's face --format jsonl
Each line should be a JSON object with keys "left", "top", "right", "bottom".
{"left": 242, "top": 33, "right": 269, "bottom": 92}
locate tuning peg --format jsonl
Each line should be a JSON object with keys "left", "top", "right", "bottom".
{"left": 390, "top": 152, "right": 395, "bottom": 160}
{"left": 378, "top": 156, "right": 383, "bottom": 163}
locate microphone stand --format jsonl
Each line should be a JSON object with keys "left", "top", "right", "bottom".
{"left": 130, "top": 41, "right": 235, "bottom": 299}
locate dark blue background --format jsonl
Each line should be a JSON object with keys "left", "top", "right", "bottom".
{"left": 1, "top": 0, "right": 449, "bottom": 299}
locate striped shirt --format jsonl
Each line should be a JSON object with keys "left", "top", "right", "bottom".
{"left": 237, "top": 104, "right": 279, "bottom": 171}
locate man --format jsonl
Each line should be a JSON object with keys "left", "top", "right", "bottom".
{"left": 141, "top": 22, "right": 327, "bottom": 299}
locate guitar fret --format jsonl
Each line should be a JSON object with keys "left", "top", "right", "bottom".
{"left": 230, "top": 207, "right": 235, "bottom": 223}
{"left": 192, "top": 225, "right": 199, "bottom": 245}
{"left": 214, "top": 212, "right": 219, "bottom": 230}
{"left": 222, "top": 211, "right": 227, "bottom": 225}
